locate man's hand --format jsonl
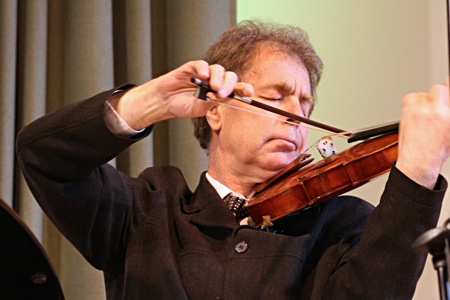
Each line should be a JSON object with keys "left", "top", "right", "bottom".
{"left": 112, "top": 60, "right": 251, "bottom": 130}
{"left": 396, "top": 80, "right": 450, "bottom": 189}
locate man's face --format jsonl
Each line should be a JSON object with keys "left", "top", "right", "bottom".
{"left": 208, "top": 49, "right": 312, "bottom": 185}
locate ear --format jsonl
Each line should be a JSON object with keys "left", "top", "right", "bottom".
{"left": 206, "top": 105, "right": 222, "bottom": 131}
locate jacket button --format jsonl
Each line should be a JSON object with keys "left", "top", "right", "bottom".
{"left": 234, "top": 241, "right": 249, "bottom": 253}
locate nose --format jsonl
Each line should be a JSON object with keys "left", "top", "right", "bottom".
{"left": 285, "top": 118, "right": 301, "bottom": 126}
{"left": 285, "top": 96, "right": 303, "bottom": 116}
{"left": 282, "top": 96, "right": 303, "bottom": 125}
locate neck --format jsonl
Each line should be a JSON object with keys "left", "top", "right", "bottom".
{"left": 208, "top": 150, "right": 258, "bottom": 198}
{"left": 207, "top": 168, "right": 256, "bottom": 199}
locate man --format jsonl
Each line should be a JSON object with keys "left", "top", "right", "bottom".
{"left": 17, "top": 20, "right": 449, "bottom": 299}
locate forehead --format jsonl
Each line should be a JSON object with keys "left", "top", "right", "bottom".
{"left": 241, "top": 48, "right": 312, "bottom": 93}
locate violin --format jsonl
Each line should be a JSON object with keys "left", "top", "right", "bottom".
{"left": 192, "top": 78, "right": 399, "bottom": 227}
{"left": 190, "top": 0, "right": 450, "bottom": 228}
{"left": 246, "top": 132, "right": 398, "bottom": 226}
{"left": 243, "top": 0, "right": 450, "bottom": 227}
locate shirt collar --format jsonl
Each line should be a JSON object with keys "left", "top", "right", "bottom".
{"left": 205, "top": 172, "right": 250, "bottom": 199}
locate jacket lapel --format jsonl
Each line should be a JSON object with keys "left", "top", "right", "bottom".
{"left": 181, "top": 172, "right": 238, "bottom": 229}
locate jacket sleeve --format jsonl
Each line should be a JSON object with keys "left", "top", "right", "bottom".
{"left": 324, "top": 165, "right": 446, "bottom": 299}
{"left": 16, "top": 87, "right": 152, "bottom": 270}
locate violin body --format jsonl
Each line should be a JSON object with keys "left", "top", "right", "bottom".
{"left": 246, "top": 133, "right": 398, "bottom": 226}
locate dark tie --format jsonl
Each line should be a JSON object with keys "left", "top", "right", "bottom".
{"left": 223, "top": 193, "right": 249, "bottom": 221}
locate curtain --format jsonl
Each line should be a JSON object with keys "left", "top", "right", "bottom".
{"left": 0, "top": 0, "right": 236, "bottom": 298}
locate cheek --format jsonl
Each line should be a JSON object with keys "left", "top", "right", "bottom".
{"left": 230, "top": 107, "right": 269, "bottom": 131}
{"left": 222, "top": 111, "right": 260, "bottom": 141}
{"left": 234, "top": 121, "right": 266, "bottom": 145}
{"left": 233, "top": 123, "right": 270, "bottom": 154}
{"left": 298, "top": 127, "right": 309, "bottom": 153}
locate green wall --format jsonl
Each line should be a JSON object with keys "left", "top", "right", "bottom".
{"left": 237, "top": 1, "right": 448, "bottom": 299}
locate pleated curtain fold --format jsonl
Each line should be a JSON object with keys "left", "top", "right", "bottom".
{"left": 0, "top": 0, "right": 236, "bottom": 297}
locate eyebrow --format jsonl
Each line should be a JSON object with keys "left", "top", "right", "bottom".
{"left": 260, "top": 82, "right": 294, "bottom": 95}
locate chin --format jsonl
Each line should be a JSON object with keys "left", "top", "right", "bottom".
{"left": 263, "top": 157, "right": 293, "bottom": 174}
{"left": 254, "top": 152, "right": 298, "bottom": 177}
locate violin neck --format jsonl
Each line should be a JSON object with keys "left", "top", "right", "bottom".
{"left": 347, "top": 122, "right": 399, "bottom": 143}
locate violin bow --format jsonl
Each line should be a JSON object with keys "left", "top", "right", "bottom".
{"left": 191, "top": 77, "right": 399, "bottom": 142}
{"left": 191, "top": 77, "right": 346, "bottom": 134}
{"left": 192, "top": 2, "right": 449, "bottom": 141}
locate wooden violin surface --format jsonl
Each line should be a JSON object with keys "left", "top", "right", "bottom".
{"left": 246, "top": 133, "right": 398, "bottom": 225}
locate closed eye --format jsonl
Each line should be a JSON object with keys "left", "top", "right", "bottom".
{"left": 300, "top": 101, "right": 313, "bottom": 117}
{"left": 262, "top": 97, "right": 282, "bottom": 101}
{"left": 260, "top": 94, "right": 282, "bottom": 101}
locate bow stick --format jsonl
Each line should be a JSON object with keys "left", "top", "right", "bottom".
{"left": 191, "top": 77, "right": 398, "bottom": 142}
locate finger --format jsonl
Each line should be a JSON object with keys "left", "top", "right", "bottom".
{"left": 234, "top": 82, "right": 254, "bottom": 97}
{"left": 428, "top": 84, "right": 449, "bottom": 107}
{"left": 189, "top": 60, "right": 210, "bottom": 80}
{"left": 218, "top": 72, "right": 238, "bottom": 98}
{"left": 207, "top": 92, "right": 218, "bottom": 102}
{"left": 208, "top": 64, "right": 226, "bottom": 94}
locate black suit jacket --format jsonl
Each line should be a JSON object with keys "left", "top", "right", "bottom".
{"left": 16, "top": 88, "right": 447, "bottom": 299}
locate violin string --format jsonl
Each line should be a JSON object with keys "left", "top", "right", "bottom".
{"left": 204, "top": 98, "right": 355, "bottom": 160}
{"left": 206, "top": 98, "right": 352, "bottom": 139}
{"left": 302, "top": 135, "right": 334, "bottom": 156}
{"left": 303, "top": 139, "right": 321, "bottom": 155}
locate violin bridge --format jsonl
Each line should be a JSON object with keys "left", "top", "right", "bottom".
{"left": 317, "top": 136, "right": 336, "bottom": 158}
